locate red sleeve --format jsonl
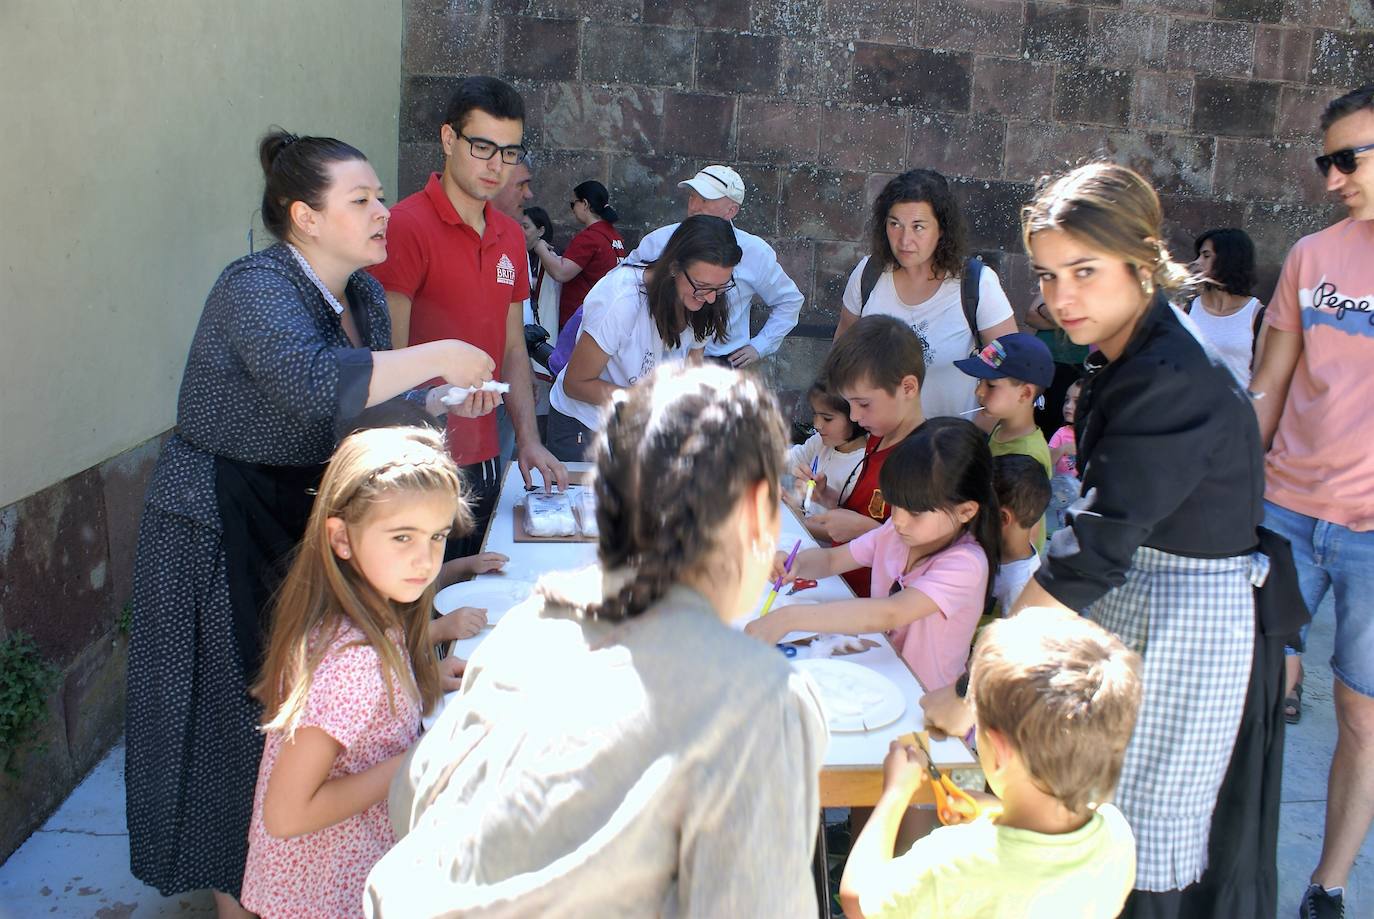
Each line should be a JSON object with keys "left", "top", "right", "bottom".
{"left": 562, "top": 228, "right": 598, "bottom": 269}
{"left": 368, "top": 207, "right": 428, "bottom": 299}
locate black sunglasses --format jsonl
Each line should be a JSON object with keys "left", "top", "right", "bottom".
{"left": 1315, "top": 142, "right": 1374, "bottom": 176}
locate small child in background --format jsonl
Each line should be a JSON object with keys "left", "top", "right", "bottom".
{"left": 1046, "top": 379, "right": 1082, "bottom": 533}
{"left": 746, "top": 419, "right": 998, "bottom": 692}
{"left": 991, "top": 455, "right": 1050, "bottom": 615}
{"left": 955, "top": 332, "right": 1054, "bottom": 478}
{"left": 784, "top": 376, "right": 868, "bottom": 520}
{"left": 240, "top": 427, "right": 471, "bottom": 919}
{"left": 840, "top": 608, "right": 1142, "bottom": 919}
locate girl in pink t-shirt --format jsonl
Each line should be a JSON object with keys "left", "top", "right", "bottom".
{"left": 1048, "top": 378, "right": 1082, "bottom": 478}
{"left": 241, "top": 427, "right": 470, "bottom": 919}
{"left": 745, "top": 419, "right": 997, "bottom": 690}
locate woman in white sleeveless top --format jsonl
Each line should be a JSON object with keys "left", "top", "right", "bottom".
{"left": 1187, "top": 228, "right": 1267, "bottom": 386}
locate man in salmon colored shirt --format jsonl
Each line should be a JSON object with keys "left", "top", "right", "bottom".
{"left": 372, "top": 76, "right": 567, "bottom": 561}
{"left": 1250, "top": 83, "right": 1374, "bottom": 919}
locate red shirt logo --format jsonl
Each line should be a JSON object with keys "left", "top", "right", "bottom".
{"left": 496, "top": 254, "right": 516, "bottom": 286}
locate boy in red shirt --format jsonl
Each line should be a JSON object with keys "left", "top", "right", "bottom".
{"left": 809, "top": 316, "right": 927, "bottom": 595}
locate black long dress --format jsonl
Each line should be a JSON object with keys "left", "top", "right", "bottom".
{"left": 125, "top": 243, "right": 405, "bottom": 897}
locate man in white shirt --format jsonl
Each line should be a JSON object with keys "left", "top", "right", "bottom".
{"left": 625, "top": 165, "right": 803, "bottom": 368}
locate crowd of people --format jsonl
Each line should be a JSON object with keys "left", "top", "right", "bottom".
{"left": 121, "top": 72, "right": 1374, "bottom": 919}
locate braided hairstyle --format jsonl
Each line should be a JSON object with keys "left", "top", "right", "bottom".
{"left": 586, "top": 363, "right": 789, "bottom": 621}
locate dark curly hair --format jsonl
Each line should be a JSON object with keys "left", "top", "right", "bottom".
{"left": 1194, "top": 228, "right": 1256, "bottom": 297}
{"left": 868, "top": 168, "right": 968, "bottom": 280}
{"left": 586, "top": 364, "right": 788, "bottom": 621}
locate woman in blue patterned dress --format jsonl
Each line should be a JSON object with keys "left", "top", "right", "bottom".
{"left": 124, "top": 131, "right": 496, "bottom": 917}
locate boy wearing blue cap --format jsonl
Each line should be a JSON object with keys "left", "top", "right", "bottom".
{"left": 957, "top": 333, "right": 1055, "bottom": 553}
{"left": 956, "top": 332, "right": 1056, "bottom": 479}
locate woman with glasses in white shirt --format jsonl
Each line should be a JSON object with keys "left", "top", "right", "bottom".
{"left": 546, "top": 215, "right": 740, "bottom": 461}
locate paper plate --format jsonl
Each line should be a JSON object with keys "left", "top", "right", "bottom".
{"left": 433, "top": 578, "right": 535, "bottom": 626}
{"left": 793, "top": 658, "right": 906, "bottom": 733}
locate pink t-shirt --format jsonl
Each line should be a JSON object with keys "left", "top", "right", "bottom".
{"left": 1265, "top": 218, "right": 1374, "bottom": 530}
{"left": 241, "top": 623, "right": 420, "bottom": 919}
{"left": 1048, "top": 425, "right": 1077, "bottom": 477}
{"left": 847, "top": 525, "right": 989, "bottom": 690}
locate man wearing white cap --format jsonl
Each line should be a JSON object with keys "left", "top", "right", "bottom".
{"left": 625, "top": 165, "right": 803, "bottom": 367}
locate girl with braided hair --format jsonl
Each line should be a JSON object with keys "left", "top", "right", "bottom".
{"left": 366, "top": 364, "right": 829, "bottom": 917}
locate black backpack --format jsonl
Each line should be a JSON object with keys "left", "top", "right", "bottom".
{"left": 858, "top": 255, "right": 986, "bottom": 347}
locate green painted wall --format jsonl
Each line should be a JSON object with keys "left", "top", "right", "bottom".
{"left": 0, "top": 0, "right": 403, "bottom": 507}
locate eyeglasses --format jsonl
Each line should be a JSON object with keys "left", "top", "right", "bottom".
{"left": 569, "top": 199, "right": 582, "bottom": 212}
{"left": 1315, "top": 142, "right": 1374, "bottom": 176}
{"left": 458, "top": 133, "right": 526, "bottom": 165}
{"left": 681, "top": 269, "right": 736, "bottom": 301}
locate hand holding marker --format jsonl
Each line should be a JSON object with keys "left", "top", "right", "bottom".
{"left": 760, "top": 539, "right": 802, "bottom": 617}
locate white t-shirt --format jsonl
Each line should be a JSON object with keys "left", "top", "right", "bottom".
{"left": 549, "top": 265, "right": 704, "bottom": 430}
{"left": 1186, "top": 296, "right": 1261, "bottom": 386}
{"left": 785, "top": 433, "right": 867, "bottom": 504}
{"left": 842, "top": 257, "right": 1014, "bottom": 418}
{"left": 993, "top": 552, "right": 1041, "bottom": 615}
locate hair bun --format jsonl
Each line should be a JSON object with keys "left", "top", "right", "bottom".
{"left": 259, "top": 128, "right": 301, "bottom": 176}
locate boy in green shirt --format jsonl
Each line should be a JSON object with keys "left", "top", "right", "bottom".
{"left": 839, "top": 608, "right": 1142, "bottom": 919}
{"left": 958, "top": 332, "right": 1054, "bottom": 548}
{"left": 957, "top": 332, "right": 1055, "bottom": 477}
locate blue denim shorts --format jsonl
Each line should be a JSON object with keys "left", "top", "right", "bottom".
{"left": 1264, "top": 500, "right": 1374, "bottom": 698}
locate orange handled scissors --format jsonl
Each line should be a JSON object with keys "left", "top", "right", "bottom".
{"left": 913, "top": 734, "right": 979, "bottom": 825}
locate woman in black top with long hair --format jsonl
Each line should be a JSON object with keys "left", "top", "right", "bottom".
{"left": 1011, "top": 163, "right": 1275, "bottom": 919}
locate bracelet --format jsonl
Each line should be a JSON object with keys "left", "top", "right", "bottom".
{"left": 964, "top": 726, "right": 977, "bottom": 751}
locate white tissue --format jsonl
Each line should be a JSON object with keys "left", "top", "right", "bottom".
{"left": 525, "top": 492, "right": 577, "bottom": 537}
{"left": 573, "top": 489, "right": 599, "bottom": 538}
{"left": 440, "top": 381, "right": 511, "bottom": 405}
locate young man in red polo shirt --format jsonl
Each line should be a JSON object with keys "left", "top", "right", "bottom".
{"left": 372, "top": 76, "right": 567, "bottom": 560}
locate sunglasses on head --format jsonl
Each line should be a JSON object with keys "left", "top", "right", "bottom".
{"left": 1315, "top": 142, "right": 1374, "bottom": 176}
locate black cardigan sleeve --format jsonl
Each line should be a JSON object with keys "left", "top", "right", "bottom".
{"left": 1035, "top": 350, "right": 1220, "bottom": 610}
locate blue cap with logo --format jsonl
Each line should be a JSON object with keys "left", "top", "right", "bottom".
{"left": 954, "top": 332, "right": 1055, "bottom": 389}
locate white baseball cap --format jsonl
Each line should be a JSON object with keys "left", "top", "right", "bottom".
{"left": 678, "top": 166, "right": 746, "bottom": 205}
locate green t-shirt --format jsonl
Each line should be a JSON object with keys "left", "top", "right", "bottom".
{"left": 989, "top": 424, "right": 1053, "bottom": 479}
{"left": 859, "top": 804, "right": 1136, "bottom": 919}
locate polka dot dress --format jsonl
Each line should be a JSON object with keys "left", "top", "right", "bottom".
{"left": 125, "top": 243, "right": 395, "bottom": 898}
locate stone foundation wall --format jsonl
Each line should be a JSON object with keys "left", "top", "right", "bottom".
{"left": 398, "top": 0, "right": 1365, "bottom": 413}
{"left": 0, "top": 434, "right": 164, "bottom": 861}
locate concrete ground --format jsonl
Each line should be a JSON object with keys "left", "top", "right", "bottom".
{"left": 0, "top": 597, "right": 1370, "bottom": 918}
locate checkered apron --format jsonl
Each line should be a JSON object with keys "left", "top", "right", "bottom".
{"left": 1085, "top": 546, "right": 1265, "bottom": 892}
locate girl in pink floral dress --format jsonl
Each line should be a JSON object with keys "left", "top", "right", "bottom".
{"left": 240, "top": 427, "right": 470, "bottom": 918}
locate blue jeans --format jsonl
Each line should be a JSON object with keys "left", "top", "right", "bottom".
{"left": 1264, "top": 500, "right": 1374, "bottom": 698}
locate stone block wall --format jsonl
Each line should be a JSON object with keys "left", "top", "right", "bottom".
{"left": 0, "top": 434, "right": 163, "bottom": 860}
{"left": 398, "top": 0, "right": 1366, "bottom": 411}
